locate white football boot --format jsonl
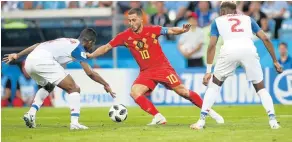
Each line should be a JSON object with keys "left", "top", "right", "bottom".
{"left": 190, "top": 119, "right": 205, "bottom": 130}
{"left": 23, "top": 113, "right": 36, "bottom": 128}
{"left": 269, "top": 119, "right": 280, "bottom": 129}
{"left": 208, "top": 109, "right": 224, "bottom": 124}
{"left": 70, "top": 123, "right": 89, "bottom": 130}
{"left": 147, "top": 113, "right": 167, "bottom": 126}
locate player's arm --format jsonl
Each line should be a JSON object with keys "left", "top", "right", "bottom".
{"left": 3, "top": 43, "right": 40, "bottom": 64}
{"left": 252, "top": 19, "right": 283, "bottom": 73}
{"left": 166, "top": 24, "right": 192, "bottom": 35}
{"left": 87, "top": 33, "right": 124, "bottom": 59}
{"left": 80, "top": 61, "right": 116, "bottom": 98}
{"left": 206, "top": 21, "right": 219, "bottom": 74}
{"left": 202, "top": 21, "right": 219, "bottom": 86}
{"left": 87, "top": 44, "right": 113, "bottom": 58}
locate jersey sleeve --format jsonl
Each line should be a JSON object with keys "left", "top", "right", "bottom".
{"left": 109, "top": 32, "right": 124, "bottom": 47}
{"left": 210, "top": 21, "right": 219, "bottom": 37}
{"left": 150, "top": 26, "right": 168, "bottom": 36}
{"left": 251, "top": 18, "right": 261, "bottom": 33}
{"left": 71, "top": 44, "right": 87, "bottom": 62}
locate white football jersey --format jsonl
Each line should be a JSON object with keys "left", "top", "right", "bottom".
{"left": 27, "top": 38, "right": 87, "bottom": 65}
{"left": 211, "top": 14, "right": 261, "bottom": 51}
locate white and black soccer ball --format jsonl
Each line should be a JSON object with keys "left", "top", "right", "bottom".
{"left": 109, "top": 104, "right": 128, "bottom": 122}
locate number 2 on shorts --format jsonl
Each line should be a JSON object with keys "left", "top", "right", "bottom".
{"left": 166, "top": 74, "right": 178, "bottom": 84}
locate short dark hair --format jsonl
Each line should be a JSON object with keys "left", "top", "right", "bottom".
{"left": 279, "top": 42, "right": 288, "bottom": 48}
{"left": 128, "top": 8, "right": 143, "bottom": 17}
{"left": 79, "top": 28, "right": 97, "bottom": 42}
{"left": 220, "top": 1, "right": 237, "bottom": 15}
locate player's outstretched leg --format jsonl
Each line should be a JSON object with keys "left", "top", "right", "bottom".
{"left": 23, "top": 83, "right": 54, "bottom": 128}
{"left": 131, "top": 84, "right": 166, "bottom": 125}
{"left": 172, "top": 84, "right": 224, "bottom": 126}
{"left": 58, "top": 75, "right": 88, "bottom": 130}
{"left": 253, "top": 81, "right": 280, "bottom": 129}
{"left": 189, "top": 76, "right": 223, "bottom": 130}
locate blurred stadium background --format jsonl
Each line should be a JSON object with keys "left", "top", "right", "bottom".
{"left": 1, "top": 1, "right": 292, "bottom": 109}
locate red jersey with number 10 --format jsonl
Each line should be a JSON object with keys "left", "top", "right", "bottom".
{"left": 109, "top": 26, "right": 172, "bottom": 71}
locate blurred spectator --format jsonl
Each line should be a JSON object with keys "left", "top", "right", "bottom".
{"left": 17, "top": 1, "right": 38, "bottom": 10}
{"left": 249, "top": 1, "right": 272, "bottom": 38}
{"left": 150, "top": 2, "right": 170, "bottom": 27}
{"left": 144, "top": 2, "right": 158, "bottom": 16}
{"left": 79, "top": 1, "right": 98, "bottom": 8}
{"left": 178, "top": 13, "right": 204, "bottom": 67}
{"left": 98, "top": 1, "right": 112, "bottom": 7}
{"left": 278, "top": 42, "right": 292, "bottom": 69}
{"left": 13, "top": 61, "right": 38, "bottom": 107}
{"left": 261, "top": 1, "right": 290, "bottom": 38}
{"left": 36, "top": 1, "right": 66, "bottom": 10}
{"left": 289, "top": 1, "right": 292, "bottom": 18}
{"left": 13, "top": 62, "right": 38, "bottom": 107}
{"left": 67, "top": 1, "right": 79, "bottom": 9}
{"left": 1, "top": 74, "right": 12, "bottom": 107}
{"left": 1, "top": 1, "right": 19, "bottom": 12}
{"left": 164, "top": 1, "right": 189, "bottom": 26}
{"left": 194, "top": 1, "right": 218, "bottom": 28}
{"left": 124, "top": 1, "right": 149, "bottom": 25}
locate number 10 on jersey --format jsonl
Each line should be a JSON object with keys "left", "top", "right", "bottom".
{"left": 140, "top": 50, "right": 150, "bottom": 59}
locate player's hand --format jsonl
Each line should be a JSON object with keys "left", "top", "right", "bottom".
{"left": 104, "top": 85, "right": 116, "bottom": 98}
{"left": 273, "top": 62, "right": 283, "bottom": 74}
{"left": 2, "top": 53, "right": 18, "bottom": 64}
{"left": 203, "top": 73, "right": 212, "bottom": 86}
{"left": 86, "top": 53, "right": 93, "bottom": 59}
{"left": 182, "top": 24, "right": 192, "bottom": 33}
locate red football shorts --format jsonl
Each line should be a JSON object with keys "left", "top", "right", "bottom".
{"left": 133, "top": 67, "right": 182, "bottom": 91}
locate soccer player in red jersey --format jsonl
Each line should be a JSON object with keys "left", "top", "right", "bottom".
{"left": 87, "top": 8, "right": 224, "bottom": 125}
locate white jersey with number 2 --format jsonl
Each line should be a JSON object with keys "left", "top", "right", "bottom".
{"left": 211, "top": 14, "right": 261, "bottom": 54}
{"left": 210, "top": 14, "right": 263, "bottom": 83}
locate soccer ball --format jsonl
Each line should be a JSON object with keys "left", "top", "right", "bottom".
{"left": 109, "top": 104, "right": 128, "bottom": 122}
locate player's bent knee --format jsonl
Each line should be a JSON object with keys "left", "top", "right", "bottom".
{"left": 43, "top": 83, "right": 55, "bottom": 93}
{"left": 66, "top": 84, "right": 80, "bottom": 94}
{"left": 130, "top": 91, "right": 142, "bottom": 99}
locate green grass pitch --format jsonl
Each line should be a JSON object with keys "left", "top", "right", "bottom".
{"left": 2, "top": 105, "right": 292, "bottom": 142}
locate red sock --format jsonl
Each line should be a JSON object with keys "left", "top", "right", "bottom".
{"left": 188, "top": 90, "right": 203, "bottom": 108}
{"left": 134, "top": 95, "right": 159, "bottom": 116}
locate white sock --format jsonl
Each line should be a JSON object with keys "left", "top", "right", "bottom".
{"left": 28, "top": 88, "right": 49, "bottom": 115}
{"left": 200, "top": 82, "right": 221, "bottom": 120}
{"left": 258, "top": 89, "right": 276, "bottom": 119}
{"left": 68, "top": 92, "right": 81, "bottom": 124}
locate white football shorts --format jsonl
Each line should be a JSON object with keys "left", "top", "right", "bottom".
{"left": 24, "top": 58, "right": 68, "bottom": 86}
{"left": 213, "top": 45, "right": 263, "bottom": 84}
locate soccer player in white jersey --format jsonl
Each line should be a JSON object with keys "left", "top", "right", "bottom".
{"left": 190, "top": 2, "right": 283, "bottom": 130}
{"left": 3, "top": 28, "right": 116, "bottom": 130}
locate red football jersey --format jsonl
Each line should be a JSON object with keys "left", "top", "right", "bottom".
{"left": 109, "top": 26, "right": 172, "bottom": 71}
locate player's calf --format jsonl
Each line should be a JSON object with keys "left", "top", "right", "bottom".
{"left": 172, "top": 84, "right": 202, "bottom": 108}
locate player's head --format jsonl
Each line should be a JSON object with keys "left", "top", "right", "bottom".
{"left": 187, "top": 12, "right": 198, "bottom": 27}
{"left": 219, "top": 1, "right": 237, "bottom": 16}
{"left": 128, "top": 8, "right": 143, "bottom": 32}
{"left": 78, "top": 28, "right": 97, "bottom": 52}
{"left": 279, "top": 42, "right": 288, "bottom": 56}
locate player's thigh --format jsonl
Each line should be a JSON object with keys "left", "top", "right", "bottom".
{"left": 241, "top": 54, "right": 263, "bottom": 84}
{"left": 155, "top": 68, "right": 182, "bottom": 89}
{"left": 213, "top": 54, "right": 238, "bottom": 81}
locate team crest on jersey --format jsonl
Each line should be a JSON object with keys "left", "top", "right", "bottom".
{"left": 137, "top": 40, "right": 144, "bottom": 49}
{"left": 133, "top": 38, "right": 148, "bottom": 51}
